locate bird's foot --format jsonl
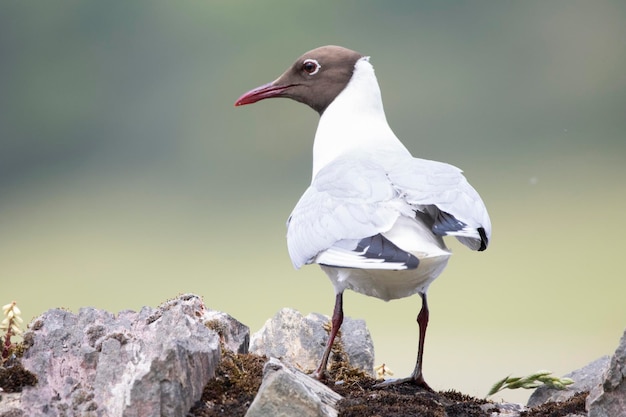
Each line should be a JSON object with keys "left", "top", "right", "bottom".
{"left": 310, "top": 369, "right": 327, "bottom": 381}
{"left": 373, "top": 375, "right": 433, "bottom": 392}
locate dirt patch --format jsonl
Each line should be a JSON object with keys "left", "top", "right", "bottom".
{"left": 332, "top": 379, "right": 488, "bottom": 417}
{"left": 0, "top": 361, "right": 38, "bottom": 393}
{"left": 189, "top": 350, "right": 268, "bottom": 417}
{"left": 189, "top": 350, "right": 588, "bottom": 417}
{"left": 0, "top": 340, "right": 37, "bottom": 394}
{"left": 520, "top": 391, "right": 588, "bottom": 417}
{"left": 189, "top": 349, "right": 492, "bottom": 417}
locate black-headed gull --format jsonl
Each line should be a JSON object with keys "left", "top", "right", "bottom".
{"left": 235, "top": 45, "right": 491, "bottom": 389}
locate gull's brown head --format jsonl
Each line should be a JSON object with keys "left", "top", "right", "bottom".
{"left": 235, "top": 45, "right": 364, "bottom": 115}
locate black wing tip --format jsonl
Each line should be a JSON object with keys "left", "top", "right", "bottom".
{"left": 477, "top": 227, "right": 488, "bottom": 251}
{"left": 427, "top": 209, "right": 489, "bottom": 251}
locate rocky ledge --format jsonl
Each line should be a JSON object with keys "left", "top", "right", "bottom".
{"left": 0, "top": 294, "right": 623, "bottom": 417}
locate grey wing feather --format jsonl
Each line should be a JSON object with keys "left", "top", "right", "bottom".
{"left": 386, "top": 157, "right": 491, "bottom": 250}
{"left": 287, "top": 157, "right": 406, "bottom": 269}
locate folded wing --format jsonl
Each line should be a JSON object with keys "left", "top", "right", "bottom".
{"left": 286, "top": 153, "right": 491, "bottom": 270}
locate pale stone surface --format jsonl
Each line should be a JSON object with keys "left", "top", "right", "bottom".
{"left": 588, "top": 328, "right": 626, "bottom": 417}
{"left": 12, "top": 294, "right": 221, "bottom": 417}
{"left": 250, "top": 308, "right": 374, "bottom": 376}
{"left": 204, "top": 309, "right": 250, "bottom": 354}
{"left": 0, "top": 392, "right": 23, "bottom": 417}
{"left": 244, "top": 358, "right": 342, "bottom": 417}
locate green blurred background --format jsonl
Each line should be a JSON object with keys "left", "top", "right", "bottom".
{"left": 2, "top": 0, "right": 625, "bottom": 403}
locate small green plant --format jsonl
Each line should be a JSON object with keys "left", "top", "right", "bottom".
{"left": 487, "top": 370, "right": 574, "bottom": 397}
{"left": 1, "top": 301, "right": 23, "bottom": 363}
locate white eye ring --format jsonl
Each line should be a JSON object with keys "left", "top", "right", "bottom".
{"left": 302, "top": 59, "right": 321, "bottom": 75}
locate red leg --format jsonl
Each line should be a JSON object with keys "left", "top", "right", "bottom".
{"left": 313, "top": 292, "right": 344, "bottom": 380}
{"left": 410, "top": 292, "right": 432, "bottom": 390}
{"left": 373, "top": 292, "right": 433, "bottom": 391}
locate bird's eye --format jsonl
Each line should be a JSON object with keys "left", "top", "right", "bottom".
{"left": 302, "top": 59, "right": 321, "bottom": 75}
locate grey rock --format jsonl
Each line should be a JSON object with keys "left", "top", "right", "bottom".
{"left": 250, "top": 308, "right": 374, "bottom": 375}
{"left": 16, "top": 294, "right": 221, "bottom": 417}
{"left": 340, "top": 317, "right": 374, "bottom": 375}
{"left": 482, "top": 401, "right": 586, "bottom": 417}
{"left": 527, "top": 355, "right": 610, "bottom": 407}
{"left": 588, "top": 328, "right": 626, "bottom": 417}
{"left": 481, "top": 402, "right": 527, "bottom": 416}
{"left": 250, "top": 308, "right": 374, "bottom": 376}
{"left": 244, "top": 357, "right": 342, "bottom": 417}
{"left": 204, "top": 309, "right": 250, "bottom": 354}
{"left": 0, "top": 392, "right": 23, "bottom": 417}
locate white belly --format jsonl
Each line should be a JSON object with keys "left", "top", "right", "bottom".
{"left": 321, "top": 252, "right": 450, "bottom": 301}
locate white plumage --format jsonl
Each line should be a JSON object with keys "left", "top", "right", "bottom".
{"left": 287, "top": 57, "right": 490, "bottom": 302}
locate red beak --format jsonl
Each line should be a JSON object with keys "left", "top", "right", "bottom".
{"left": 234, "top": 82, "right": 292, "bottom": 107}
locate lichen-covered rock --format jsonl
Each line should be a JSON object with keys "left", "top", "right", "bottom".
{"left": 204, "top": 309, "right": 250, "bottom": 354}
{"left": 17, "top": 294, "right": 221, "bottom": 417}
{"left": 244, "top": 358, "right": 342, "bottom": 417}
{"left": 588, "top": 328, "right": 626, "bottom": 417}
{"left": 0, "top": 392, "right": 23, "bottom": 417}
{"left": 250, "top": 308, "right": 374, "bottom": 376}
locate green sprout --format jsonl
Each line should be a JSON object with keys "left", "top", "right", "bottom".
{"left": 487, "top": 370, "right": 574, "bottom": 397}
{"left": 1, "top": 301, "right": 23, "bottom": 363}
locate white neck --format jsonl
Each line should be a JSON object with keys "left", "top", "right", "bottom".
{"left": 311, "top": 58, "right": 409, "bottom": 179}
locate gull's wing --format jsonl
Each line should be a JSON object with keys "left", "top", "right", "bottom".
{"left": 287, "top": 157, "right": 410, "bottom": 269}
{"left": 286, "top": 154, "right": 491, "bottom": 269}
{"left": 387, "top": 157, "right": 491, "bottom": 251}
